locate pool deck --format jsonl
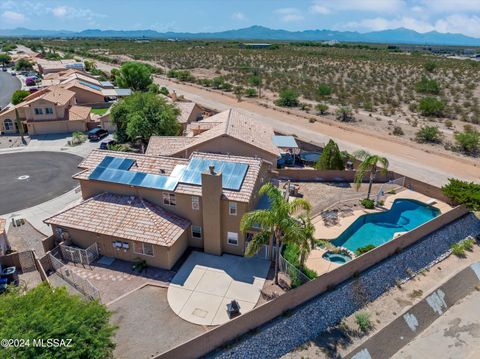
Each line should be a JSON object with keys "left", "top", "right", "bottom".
{"left": 308, "top": 189, "right": 452, "bottom": 276}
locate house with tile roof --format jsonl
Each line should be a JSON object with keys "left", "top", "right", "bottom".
{"left": 44, "top": 150, "right": 273, "bottom": 269}
{"left": 0, "top": 86, "right": 93, "bottom": 135}
{"left": 146, "top": 109, "right": 281, "bottom": 164}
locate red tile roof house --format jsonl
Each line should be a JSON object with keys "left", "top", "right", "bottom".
{"left": 44, "top": 151, "right": 273, "bottom": 270}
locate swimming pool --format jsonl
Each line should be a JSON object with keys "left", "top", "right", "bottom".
{"left": 332, "top": 199, "right": 440, "bottom": 252}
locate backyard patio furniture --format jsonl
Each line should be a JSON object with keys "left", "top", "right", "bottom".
{"left": 226, "top": 299, "right": 241, "bottom": 319}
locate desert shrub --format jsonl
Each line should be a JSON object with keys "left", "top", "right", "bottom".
{"left": 463, "top": 238, "right": 475, "bottom": 251}
{"left": 454, "top": 125, "right": 480, "bottom": 155}
{"left": 450, "top": 243, "right": 466, "bottom": 257}
{"left": 441, "top": 178, "right": 480, "bottom": 211}
{"left": 424, "top": 61, "right": 437, "bottom": 72}
{"left": 418, "top": 97, "right": 445, "bottom": 117}
{"left": 275, "top": 88, "right": 299, "bottom": 107}
{"left": 245, "top": 87, "right": 257, "bottom": 97}
{"left": 360, "top": 198, "right": 375, "bottom": 209}
{"left": 159, "top": 86, "right": 169, "bottom": 96}
{"left": 316, "top": 84, "right": 332, "bottom": 98}
{"left": 355, "top": 312, "right": 373, "bottom": 332}
{"left": 315, "top": 103, "right": 329, "bottom": 114}
{"left": 415, "top": 76, "right": 440, "bottom": 94}
{"left": 355, "top": 244, "right": 377, "bottom": 256}
{"left": 336, "top": 106, "right": 354, "bottom": 122}
{"left": 415, "top": 126, "right": 442, "bottom": 143}
{"left": 392, "top": 126, "right": 404, "bottom": 136}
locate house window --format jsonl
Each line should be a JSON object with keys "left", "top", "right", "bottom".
{"left": 192, "top": 225, "right": 202, "bottom": 239}
{"left": 133, "top": 241, "right": 154, "bottom": 256}
{"left": 34, "top": 108, "right": 43, "bottom": 115}
{"left": 192, "top": 196, "right": 200, "bottom": 210}
{"left": 3, "top": 119, "right": 13, "bottom": 131}
{"left": 45, "top": 107, "right": 53, "bottom": 114}
{"left": 227, "top": 232, "right": 239, "bottom": 246}
{"left": 229, "top": 202, "right": 237, "bottom": 216}
{"left": 163, "top": 193, "right": 176, "bottom": 206}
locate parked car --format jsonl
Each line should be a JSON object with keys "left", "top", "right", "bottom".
{"left": 2, "top": 67, "right": 7, "bottom": 72}
{"left": 25, "top": 78, "right": 36, "bottom": 86}
{"left": 10, "top": 72, "right": 16, "bottom": 76}
{"left": 99, "top": 139, "right": 116, "bottom": 150}
{"left": 28, "top": 87, "right": 38, "bottom": 94}
{"left": 88, "top": 127, "right": 109, "bottom": 141}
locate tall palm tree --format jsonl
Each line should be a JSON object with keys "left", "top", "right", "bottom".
{"left": 296, "top": 215, "right": 316, "bottom": 269}
{"left": 354, "top": 150, "right": 389, "bottom": 200}
{"left": 240, "top": 183, "right": 311, "bottom": 285}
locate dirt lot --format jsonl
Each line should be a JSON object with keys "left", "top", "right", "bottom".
{"left": 284, "top": 244, "right": 480, "bottom": 358}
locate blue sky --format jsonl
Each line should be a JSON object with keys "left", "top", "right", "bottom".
{"left": 1, "top": 0, "right": 480, "bottom": 37}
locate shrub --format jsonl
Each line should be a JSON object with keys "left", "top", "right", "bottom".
{"left": 415, "top": 126, "right": 442, "bottom": 144}
{"left": 424, "top": 61, "right": 437, "bottom": 72}
{"left": 415, "top": 76, "right": 440, "bottom": 94}
{"left": 11, "top": 90, "right": 30, "bottom": 105}
{"left": 315, "top": 103, "right": 329, "bottom": 115}
{"left": 159, "top": 86, "right": 169, "bottom": 96}
{"left": 418, "top": 97, "right": 445, "bottom": 117}
{"left": 335, "top": 106, "right": 353, "bottom": 122}
{"left": 315, "top": 139, "right": 344, "bottom": 170}
{"left": 454, "top": 126, "right": 480, "bottom": 155}
{"left": 212, "top": 76, "right": 225, "bottom": 89}
{"left": 316, "top": 84, "right": 332, "bottom": 98}
{"left": 463, "top": 238, "right": 475, "bottom": 251}
{"left": 451, "top": 243, "right": 466, "bottom": 257}
{"left": 355, "top": 244, "right": 376, "bottom": 256}
{"left": 360, "top": 198, "right": 375, "bottom": 209}
{"left": 441, "top": 178, "right": 480, "bottom": 211}
{"left": 392, "top": 126, "right": 404, "bottom": 136}
{"left": 245, "top": 88, "right": 257, "bottom": 97}
{"left": 355, "top": 312, "right": 373, "bottom": 332}
{"left": 275, "top": 88, "right": 299, "bottom": 107}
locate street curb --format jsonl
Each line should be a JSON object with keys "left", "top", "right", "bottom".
{"left": 346, "top": 262, "right": 480, "bottom": 359}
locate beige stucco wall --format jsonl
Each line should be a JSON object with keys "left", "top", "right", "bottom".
{"left": 68, "top": 86, "right": 105, "bottom": 105}
{"left": 27, "top": 119, "right": 87, "bottom": 135}
{"left": 50, "top": 225, "right": 187, "bottom": 270}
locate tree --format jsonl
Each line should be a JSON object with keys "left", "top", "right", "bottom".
{"left": 354, "top": 150, "right": 389, "bottom": 200}
{"left": 0, "top": 284, "right": 116, "bottom": 359}
{"left": 84, "top": 60, "right": 97, "bottom": 72}
{"left": 415, "top": 126, "right": 442, "bottom": 143}
{"left": 336, "top": 105, "right": 354, "bottom": 121}
{"left": 248, "top": 74, "right": 262, "bottom": 97}
{"left": 159, "top": 86, "right": 169, "bottom": 96}
{"left": 147, "top": 83, "right": 160, "bottom": 94}
{"left": 418, "top": 97, "right": 445, "bottom": 117}
{"left": 212, "top": 76, "right": 225, "bottom": 89}
{"left": 316, "top": 84, "right": 332, "bottom": 98}
{"left": 296, "top": 215, "right": 316, "bottom": 268}
{"left": 110, "top": 68, "right": 120, "bottom": 84}
{"left": 11, "top": 90, "right": 30, "bottom": 105}
{"left": 415, "top": 76, "right": 440, "bottom": 94}
{"left": 454, "top": 125, "right": 480, "bottom": 155}
{"left": 240, "top": 183, "right": 311, "bottom": 285}
{"left": 111, "top": 92, "right": 180, "bottom": 145}
{"left": 115, "top": 62, "right": 153, "bottom": 91}
{"left": 15, "top": 58, "right": 33, "bottom": 72}
{"left": 315, "top": 139, "right": 344, "bottom": 170}
{"left": 441, "top": 178, "right": 480, "bottom": 211}
{"left": 275, "top": 88, "right": 299, "bottom": 107}
{"left": 315, "top": 103, "right": 329, "bottom": 115}
{"left": 0, "top": 53, "right": 11, "bottom": 67}
{"left": 234, "top": 86, "right": 244, "bottom": 101}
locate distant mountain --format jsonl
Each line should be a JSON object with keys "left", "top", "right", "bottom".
{"left": 1, "top": 26, "right": 479, "bottom": 46}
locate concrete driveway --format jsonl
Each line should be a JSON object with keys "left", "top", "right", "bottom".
{"left": 0, "top": 71, "right": 21, "bottom": 108}
{"left": 0, "top": 151, "right": 82, "bottom": 214}
{"left": 168, "top": 251, "right": 270, "bottom": 326}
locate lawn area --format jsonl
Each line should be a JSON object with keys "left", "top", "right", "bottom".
{"left": 91, "top": 108, "right": 109, "bottom": 115}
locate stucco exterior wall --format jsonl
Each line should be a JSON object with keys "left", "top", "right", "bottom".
{"left": 68, "top": 86, "right": 105, "bottom": 105}
{"left": 27, "top": 120, "right": 87, "bottom": 135}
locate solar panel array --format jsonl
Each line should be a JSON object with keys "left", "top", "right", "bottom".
{"left": 88, "top": 156, "right": 249, "bottom": 192}
{"left": 179, "top": 158, "right": 248, "bottom": 191}
{"left": 79, "top": 81, "right": 102, "bottom": 91}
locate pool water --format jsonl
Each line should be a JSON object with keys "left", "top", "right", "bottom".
{"left": 322, "top": 252, "right": 352, "bottom": 264}
{"left": 332, "top": 199, "right": 440, "bottom": 252}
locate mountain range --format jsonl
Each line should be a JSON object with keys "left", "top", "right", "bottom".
{"left": 1, "top": 26, "right": 479, "bottom": 46}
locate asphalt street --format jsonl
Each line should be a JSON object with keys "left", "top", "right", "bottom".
{"left": 0, "top": 151, "right": 82, "bottom": 214}
{"left": 0, "top": 70, "right": 21, "bottom": 109}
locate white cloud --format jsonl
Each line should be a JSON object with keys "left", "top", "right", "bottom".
{"left": 1, "top": 10, "right": 26, "bottom": 23}
{"left": 232, "top": 12, "right": 246, "bottom": 21}
{"left": 275, "top": 8, "right": 304, "bottom": 22}
{"left": 48, "top": 5, "right": 106, "bottom": 21}
{"left": 310, "top": 0, "right": 405, "bottom": 14}
{"left": 434, "top": 14, "right": 480, "bottom": 37}
{"left": 51, "top": 6, "right": 68, "bottom": 17}
{"left": 420, "top": 0, "right": 480, "bottom": 13}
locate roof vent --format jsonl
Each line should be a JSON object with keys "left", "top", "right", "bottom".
{"left": 209, "top": 164, "right": 216, "bottom": 175}
{"left": 160, "top": 169, "right": 165, "bottom": 174}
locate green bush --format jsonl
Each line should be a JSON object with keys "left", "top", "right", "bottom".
{"left": 275, "top": 88, "right": 299, "bottom": 107}
{"left": 451, "top": 243, "right": 466, "bottom": 257}
{"left": 418, "top": 97, "right": 445, "bottom": 117}
{"left": 360, "top": 198, "right": 375, "bottom": 209}
{"left": 454, "top": 125, "right": 480, "bottom": 155}
{"left": 441, "top": 178, "right": 480, "bottom": 211}
{"left": 415, "top": 126, "right": 442, "bottom": 144}
{"left": 245, "top": 88, "right": 257, "bottom": 97}
{"left": 355, "top": 312, "right": 373, "bottom": 332}
{"left": 315, "top": 139, "right": 344, "bottom": 170}
{"left": 11, "top": 90, "right": 30, "bottom": 105}
{"left": 463, "top": 238, "right": 475, "bottom": 251}
{"left": 424, "top": 61, "right": 437, "bottom": 72}
{"left": 355, "top": 244, "right": 376, "bottom": 256}
{"left": 335, "top": 106, "right": 354, "bottom": 122}
{"left": 415, "top": 77, "right": 440, "bottom": 94}
{"left": 316, "top": 84, "right": 332, "bottom": 98}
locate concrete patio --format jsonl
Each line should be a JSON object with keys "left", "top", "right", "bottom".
{"left": 167, "top": 251, "right": 270, "bottom": 326}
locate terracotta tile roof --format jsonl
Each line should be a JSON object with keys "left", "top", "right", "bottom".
{"left": 44, "top": 193, "right": 190, "bottom": 247}
{"left": 22, "top": 86, "right": 75, "bottom": 106}
{"left": 174, "top": 102, "right": 198, "bottom": 124}
{"left": 67, "top": 105, "right": 91, "bottom": 121}
{"left": 76, "top": 150, "right": 265, "bottom": 203}
{"left": 145, "top": 137, "right": 198, "bottom": 156}
{"left": 62, "top": 80, "right": 103, "bottom": 95}
{"left": 145, "top": 109, "right": 280, "bottom": 158}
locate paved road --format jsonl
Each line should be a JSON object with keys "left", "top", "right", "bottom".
{"left": 0, "top": 71, "right": 21, "bottom": 109}
{"left": 0, "top": 151, "right": 82, "bottom": 214}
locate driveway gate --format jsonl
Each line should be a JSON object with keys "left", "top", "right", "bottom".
{"left": 60, "top": 243, "right": 99, "bottom": 265}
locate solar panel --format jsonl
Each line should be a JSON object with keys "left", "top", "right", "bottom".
{"left": 79, "top": 80, "right": 102, "bottom": 91}
{"left": 179, "top": 158, "right": 249, "bottom": 191}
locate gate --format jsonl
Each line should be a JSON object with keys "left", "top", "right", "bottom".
{"left": 60, "top": 243, "right": 99, "bottom": 265}
{"left": 18, "top": 251, "right": 36, "bottom": 273}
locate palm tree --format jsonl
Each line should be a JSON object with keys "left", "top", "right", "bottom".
{"left": 240, "top": 183, "right": 311, "bottom": 285}
{"left": 354, "top": 150, "right": 389, "bottom": 200}
{"left": 296, "top": 215, "right": 316, "bottom": 269}
{"left": 15, "top": 108, "right": 26, "bottom": 144}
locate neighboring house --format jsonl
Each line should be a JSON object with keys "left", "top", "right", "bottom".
{"left": 146, "top": 109, "right": 281, "bottom": 164}
{"left": 0, "top": 86, "right": 92, "bottom": 135}
{"left": 44, "top": 150, "right": 272, "bottom": 269}
{"left": 36, "top": 59, "right": 84, "bottom": 74}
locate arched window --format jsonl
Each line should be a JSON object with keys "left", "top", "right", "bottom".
{"left": 3, "top": 119, "right": 13, "bottom": 131}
